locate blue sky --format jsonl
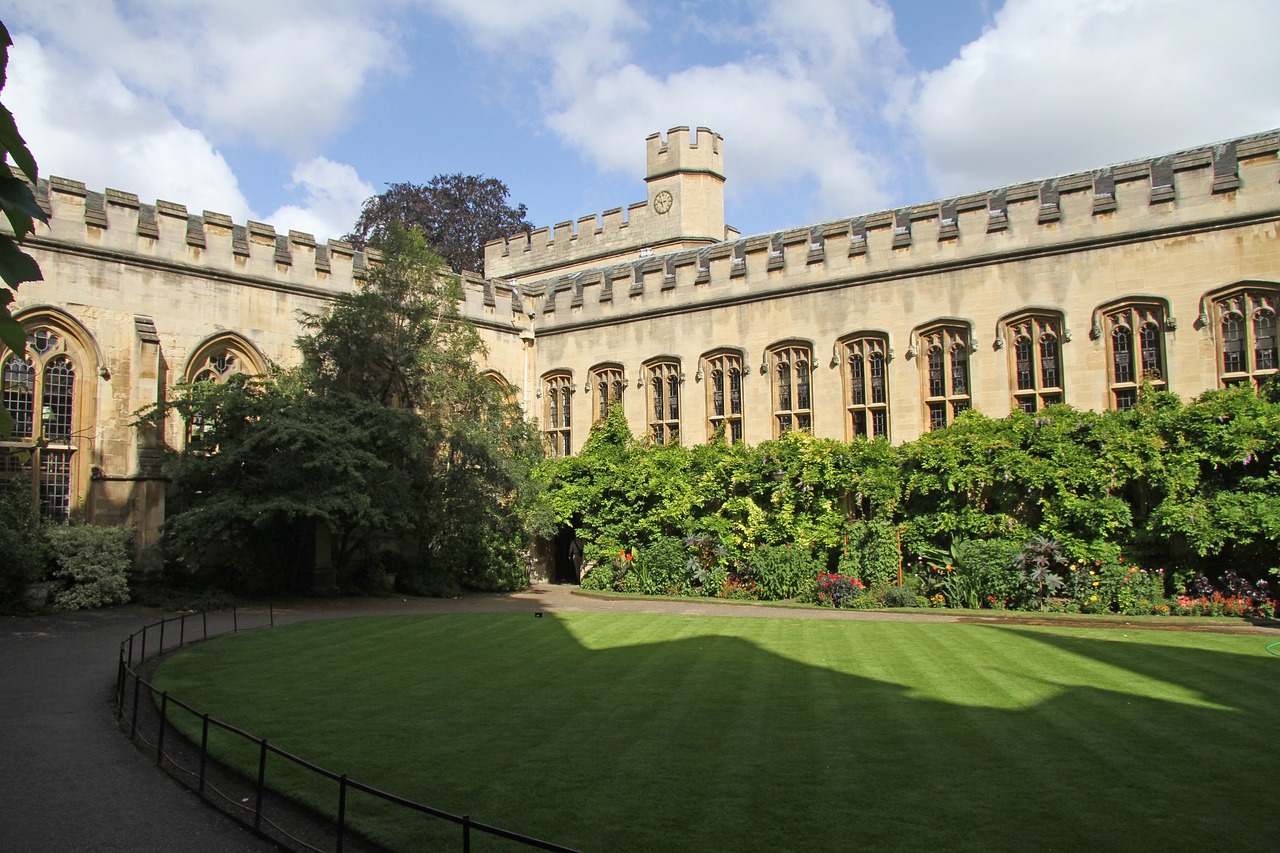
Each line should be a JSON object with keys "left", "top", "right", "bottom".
{"left": 5, "top": 1, "right": 1280, "bottom": 263}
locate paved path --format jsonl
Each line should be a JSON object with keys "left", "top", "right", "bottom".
{"left": 2, "top": 584, "right": 1274, "bottom": 851}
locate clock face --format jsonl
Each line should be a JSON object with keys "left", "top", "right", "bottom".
{"left": 653, "top": 190, "right": 674, "bottom": 215}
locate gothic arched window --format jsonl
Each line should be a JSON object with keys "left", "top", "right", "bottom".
{"left": 769, "top": 343, "right": 812, "bottom": 437}
{"left": 917, "top": 323, "right": 971, "bottom": 431}
{"left": 842, "top": 335, "right": 890, "bottom": 440}
{"left": 1, "top": 320, "right": 97, "bottom": 519}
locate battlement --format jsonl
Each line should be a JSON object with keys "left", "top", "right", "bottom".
{"left": 507, "top": 129, "right": 1280, "bottom": 331}
{"left": 485, "top": 126, "right": 731, "bottom": 281}
{"left": 645, "top": 126, "right": 724, "bottom": 181}
{"left": 23, "top": 177, "right": 376, "bottom": 299}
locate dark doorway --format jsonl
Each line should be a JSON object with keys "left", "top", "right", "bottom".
{"left": 550, "top": 527, "right": 580, "bottom": 584}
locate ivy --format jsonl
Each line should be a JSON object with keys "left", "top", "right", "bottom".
{"left": 541, "top": 383, "right": 1280, "bottom": 591}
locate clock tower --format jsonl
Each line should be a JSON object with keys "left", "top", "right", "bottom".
{"left": 644, "top": 126, "right": 728, "bottom": 247}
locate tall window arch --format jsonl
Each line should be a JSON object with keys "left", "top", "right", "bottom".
{"left": 589, "top": 363, "right": 625, "bottom": 421}
{"left": 703, "top": 349, "right": 744, "bottom": 444}
{"left": 482, "top": 371, "right": 517, "bottom": 408}
{"left": 183, "top": 334, "right": 266, "bottom": 448}
{"left": 1100, "top": 300, "right": 1167, "bottom": 410}
{"left": 1, "top": 314, "right": 99, "bottom": 519}
{"left": 1002, "top": 312, "right": 1064, "bottom": 413}
{"left": 1211, "top": 286, "right": 1278, "bottom": 389}
{"left": 645, "top": 359, "right": 681, "bottom": 445}
{"left": 185, "top": 334, "right": 265, "bottom": 385}
{"left": 769, "top": 342, "right": 812, "bottom": 437}
{"left": 842, "top": 334, "right": 890, "bottom": 440}
{"left": 542, "top": 372, "right": 573, "bottom": 457}
{"left": 916, "top": 323, "right": 971, "bottom": 431}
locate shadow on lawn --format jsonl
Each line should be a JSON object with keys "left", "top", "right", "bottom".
{"left": 164, "top": 613, "right": 1280, "bottom": 853}
{"left": 325, "top": 613, "right": 1278, "bottom": 853}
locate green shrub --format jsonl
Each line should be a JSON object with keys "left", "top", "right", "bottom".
{"left": 882, "top": 585, "right": 917, "bottom": 607}
{"left": 636, "top": 537, "right": 691, "bottom": 595}
{"left": 47, "top": 524, "right": 132, "bottom": 610}
{"left": 837, "top": 519, "right": 900, "bottom": 589}
{"left": 0, "top": 477, "right": 51, "bottom": 607}
{"left": 742, "top": 543, "right": 824, "bottom": 600}
{"left": 389, "top": 551, "right": 463, "bottom": 598}
{"left": 1069, "top": 557, "right": 1168, "bottom": 614}
{"left": 954, "top": 537, "right": 1023, "bottom": 607}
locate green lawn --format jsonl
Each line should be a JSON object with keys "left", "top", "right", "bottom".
{"left": 153, "top": 613, "right": 1280, "bottom": 852}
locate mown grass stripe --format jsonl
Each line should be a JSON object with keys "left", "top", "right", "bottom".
{"left": 155, "top": 613, "right": 1278, "bottom": 853}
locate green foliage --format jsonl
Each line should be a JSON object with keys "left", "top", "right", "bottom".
{"left": 837, "top": 518, "right": 901, "bottom": 589}
{"left": 882, "top": 585, "right": 917, "bottom": 607}
{"left": 635, "top": 537, "right": 692, "bottom": 596}
{"left": 1069, "top": 558, "right": 1168, "bottom": 615}
{"left": 741, "top": 543, "right": 823, "bottom": 600}
{"left": 0, "top": 476, "right": 50, "bottom": 605}
{"left": 149, "top": 226, "right": 545, "bottom": 595}
{"left": 47, "top": 523, "right": 132, "bottom": 610}
{"left": 542, "top": 383, "right": 1280, "bottom": 611}
{"left": 0, "top": 22, "right": 50, "bottom": 436}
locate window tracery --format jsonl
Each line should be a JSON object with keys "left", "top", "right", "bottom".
{"left": 769, "top": 343, "right": 812, "bottom": 436}
{"left": 1103, "top": 301, "right": 1167, "bottom": 410}
{"left": 842, "top": 335, "right": 890, "bottom": 440}
{"left": 1003, "top": 313, "right": 1064, "bottom": 413}
{"left": 917, "top": 324, "right": 971, "bottom": 430}
{"left": 645, "top": 359, "right": 681, "bottom": 445}
{"left": 543, "top": 372, "right": 574, "bottom": 457}
{"left": 704, "top": 350, "right": 744, "bottom": 443}
{"left": 1, "top": 322, "right": 94, "bottom": 519}
{"left": 1212, "top": 287, "right": 1278, "bottom": 390}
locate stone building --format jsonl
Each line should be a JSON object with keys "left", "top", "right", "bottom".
{"left": 3, "top": 126, "right": 1278, "bottom": 567}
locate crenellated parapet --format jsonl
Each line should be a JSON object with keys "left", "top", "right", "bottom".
{"left": 494, "top": 129, "right": 1280, "bottom": 331}
{"left": 24, "top": 177, "right": 373, "bottom": 298}
{"left": 484, "top": 126, "right": 735, "bottom": 281}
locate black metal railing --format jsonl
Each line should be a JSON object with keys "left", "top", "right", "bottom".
{"left": 117, "top": 608, "right": 580, "bottom": 853}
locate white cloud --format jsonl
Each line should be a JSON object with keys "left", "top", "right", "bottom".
{"left": 3, "top": 0, "right": 404, "bottom": 154}
{"left": 430, "top": 0, "right": 904, "bottom": 228}
{"left": 910, "top": 0, "right": 1280, "bottom": 196}
{"left": 7, "top": 34, "right": 252, "bottom": 218}
{"left": 263, "top": 158, "right": 375, "bottom": 242}
{"left": 757, "top": 0, "right": 906, "bottom": 103}
{"left": 546, "top": 62, "right": 891, "bottom": 223}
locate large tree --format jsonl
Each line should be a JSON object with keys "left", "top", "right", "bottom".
{"left": 152, "top": 227, "right": 548, "bottom": 594}
{"left": 344, "top": 174, "right": 532, "bottom": 274}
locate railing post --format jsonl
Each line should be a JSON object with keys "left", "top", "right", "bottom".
{"left": 140, "top": 626, "right": 147, "bottom": 663}
{"left": 116, "top": 650, "right": 125, "bottom": 712}
{"left": 463, "top": 814, "right": 471, "bottom": 853}
{"left": 156, "top": 692, "right": 168, "bottom": 766}
{"left": 179, "top": 613, "right": 186, "bottom": 648}
{"left": 128, "top": 633, "right": 134, "bottom": 668}
{"left": 130, "top": 670, "right": 141, "bottom": 740}
{"left": 199, "top": 714, "right": 210, "bottom": 795}
{"left": 159, "top": 617, "right": 166, "bottom": 655}
{"left": 254, "top": 738, "right": 268, "bottom": 830}
{"left": 203, "top": 610, "right": 208, "bottom": 641}
{"left": 233, "top": 606, "right": 239, "bottom": 634}
{"left": 336, "top": 774, "right": 348, "bottom": 853}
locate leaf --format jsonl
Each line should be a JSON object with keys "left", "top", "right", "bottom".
{"left": 0, "top": 302, "right": 25, "bottom": 354}
{"left": 0, "top": 104, "right": 40, "bottom": 185}
{"left": 0, "top": 172, "right": 47, "bottom": 235}
{"left": 0, "top": 235, "right": 42, "bottom": 288}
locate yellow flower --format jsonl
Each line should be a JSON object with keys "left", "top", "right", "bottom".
{"left": 1093, "top": 581, "right": 1100, "bottom": 587}
{"left": 1090, "top": 595, "right": 1098, "bottom": 602}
